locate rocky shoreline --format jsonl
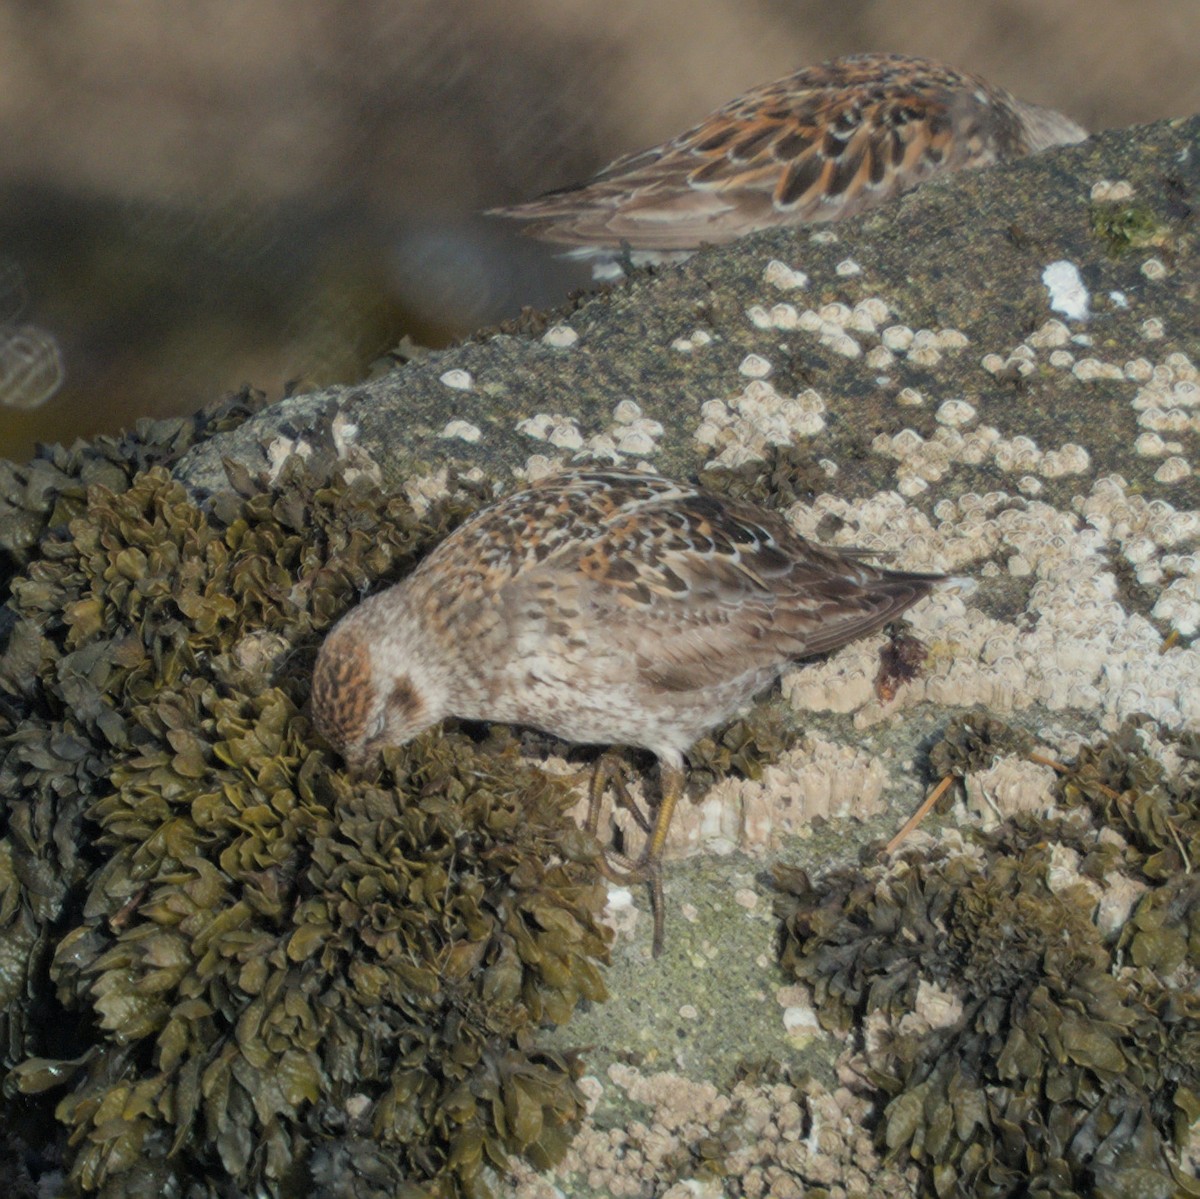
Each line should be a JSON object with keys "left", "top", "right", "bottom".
{"left": 0, "top": 115, "right": 1196, "bottom": 1197}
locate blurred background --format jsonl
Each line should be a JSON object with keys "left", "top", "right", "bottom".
{"left": 0, "top": 0, "right": 1196, "bottom": 463}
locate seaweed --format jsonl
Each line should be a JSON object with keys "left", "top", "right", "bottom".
{"left": 1088, "top": 202, "right": 1172, "bottom": 258}
{"left": 699, "top": 444, "right": 824, "bottom": 510}
{"left": 685, "top": 700, "right": 796, "bottom": 795}
{"left": 0, "top": 448, "right": 610, "bottom": 1197}
{"left": 776, "top": 721, "right": 1200, "bottom": 1198}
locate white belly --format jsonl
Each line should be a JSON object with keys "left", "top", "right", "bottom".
{"left": 463, "top": 651, "right": 779, "bottom": 758}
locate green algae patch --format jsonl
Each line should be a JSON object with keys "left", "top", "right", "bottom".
{"left": 776, "top": 719, "right": 1200, "bottom": 1199}
{"left": 0, "top": 448, "right": 610, "bottom": 1197}
{"left": 1088, "top": 201, "right": 1173, "bottom": 258}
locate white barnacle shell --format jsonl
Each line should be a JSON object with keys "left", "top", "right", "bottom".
{"left": 542, "top": 324, "right": 578, "bottom": 348}
{"left": 819, "top": 302, "right": 852, "bottom": 326}
{"left": 763, "top": 260, "right": 809, "bottom": 290}
{"left": 935, "top": 399, "right": 976, "bottom": 427}
{"left": 739, "top": 353, "right": 772, "bottom": 378}
{"left": 1154, "top": 457, "right": 1191, "bottom": 484}
{"left": 440, "top": 419, "right": 481, "bottom": 443}
{"left": 439, "top": 368, "right": 473, "bottom": 390}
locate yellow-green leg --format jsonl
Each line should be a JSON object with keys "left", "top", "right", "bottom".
{"left": 582, "top": 754, "right": 686, "bottom": 957}
{"left": 638, "top": 761, "right": 684, "bottom": 957}
{"left": 585, "top": 753, "right": 653, "bottom": 836}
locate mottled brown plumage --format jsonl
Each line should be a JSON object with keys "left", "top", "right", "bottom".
{"left": 312, "top": 468, "right": 953, "bottom": 951}
{"left": 490, "top": 53, "right": 1085, "bottom": 273}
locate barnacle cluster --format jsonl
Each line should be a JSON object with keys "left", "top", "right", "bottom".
{"left": 0, "top": 427, "right": 610, "bottom": 1197}
{"left": 776, "top": 719, "right": 1199, "bottom": 1198}
{"left": 513, "top": 1062, "right": 920, "bottom": 1199}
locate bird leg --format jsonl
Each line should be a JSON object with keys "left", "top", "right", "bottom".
{"left": 584, "top": 752, "right": 653, "bottom": 836}
{"left": 636, "top": 761, "right": 684, "bottom": 957}
{"left": 582, "top": 756, "right": 685, "bottom": 957}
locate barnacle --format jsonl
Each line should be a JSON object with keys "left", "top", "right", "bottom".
{"left": 776, "top": 722, "right": 1200, "bottom": 1198}
{"left": 0, "top": 445, "right": 611, "bottom": 1197}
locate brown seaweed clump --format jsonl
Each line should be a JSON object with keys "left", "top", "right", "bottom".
{"left": 0, "top": 388, "right": 269, "bottom": 586}
{"left": 927, "top": 711, "right": 1035, "bottom": 780}
{"left": 0, "top": 447, "right": 611, "bottom": 1198}
{"left": 698, "top": 444, "right": 824, "bottom": 511}
{"left": 684, "top": 699, "right": 796, "bottom": 796}
{"left": 776, "top": 719, "right": 1200, "bottom": 1199}
{"left": 0, "top": 388, "right": 272, "bottom": 1076}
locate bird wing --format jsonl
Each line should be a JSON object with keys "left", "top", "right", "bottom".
{"left": 417, "top": 468, "right": 941, "bottom": 695}
{"left": 548, "top": 478, "right": 941, "bottom": 693}
{"left": 489, "top": 54, "right": 1021, "bottom": 251}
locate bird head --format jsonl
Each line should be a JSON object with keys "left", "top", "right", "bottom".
{"left": 310, "top": 594, "right": 447, "bottom": 769}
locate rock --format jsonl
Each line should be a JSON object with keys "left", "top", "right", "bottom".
{"left": 3, "top": 115, "right": 1197, "bottom": 1198}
